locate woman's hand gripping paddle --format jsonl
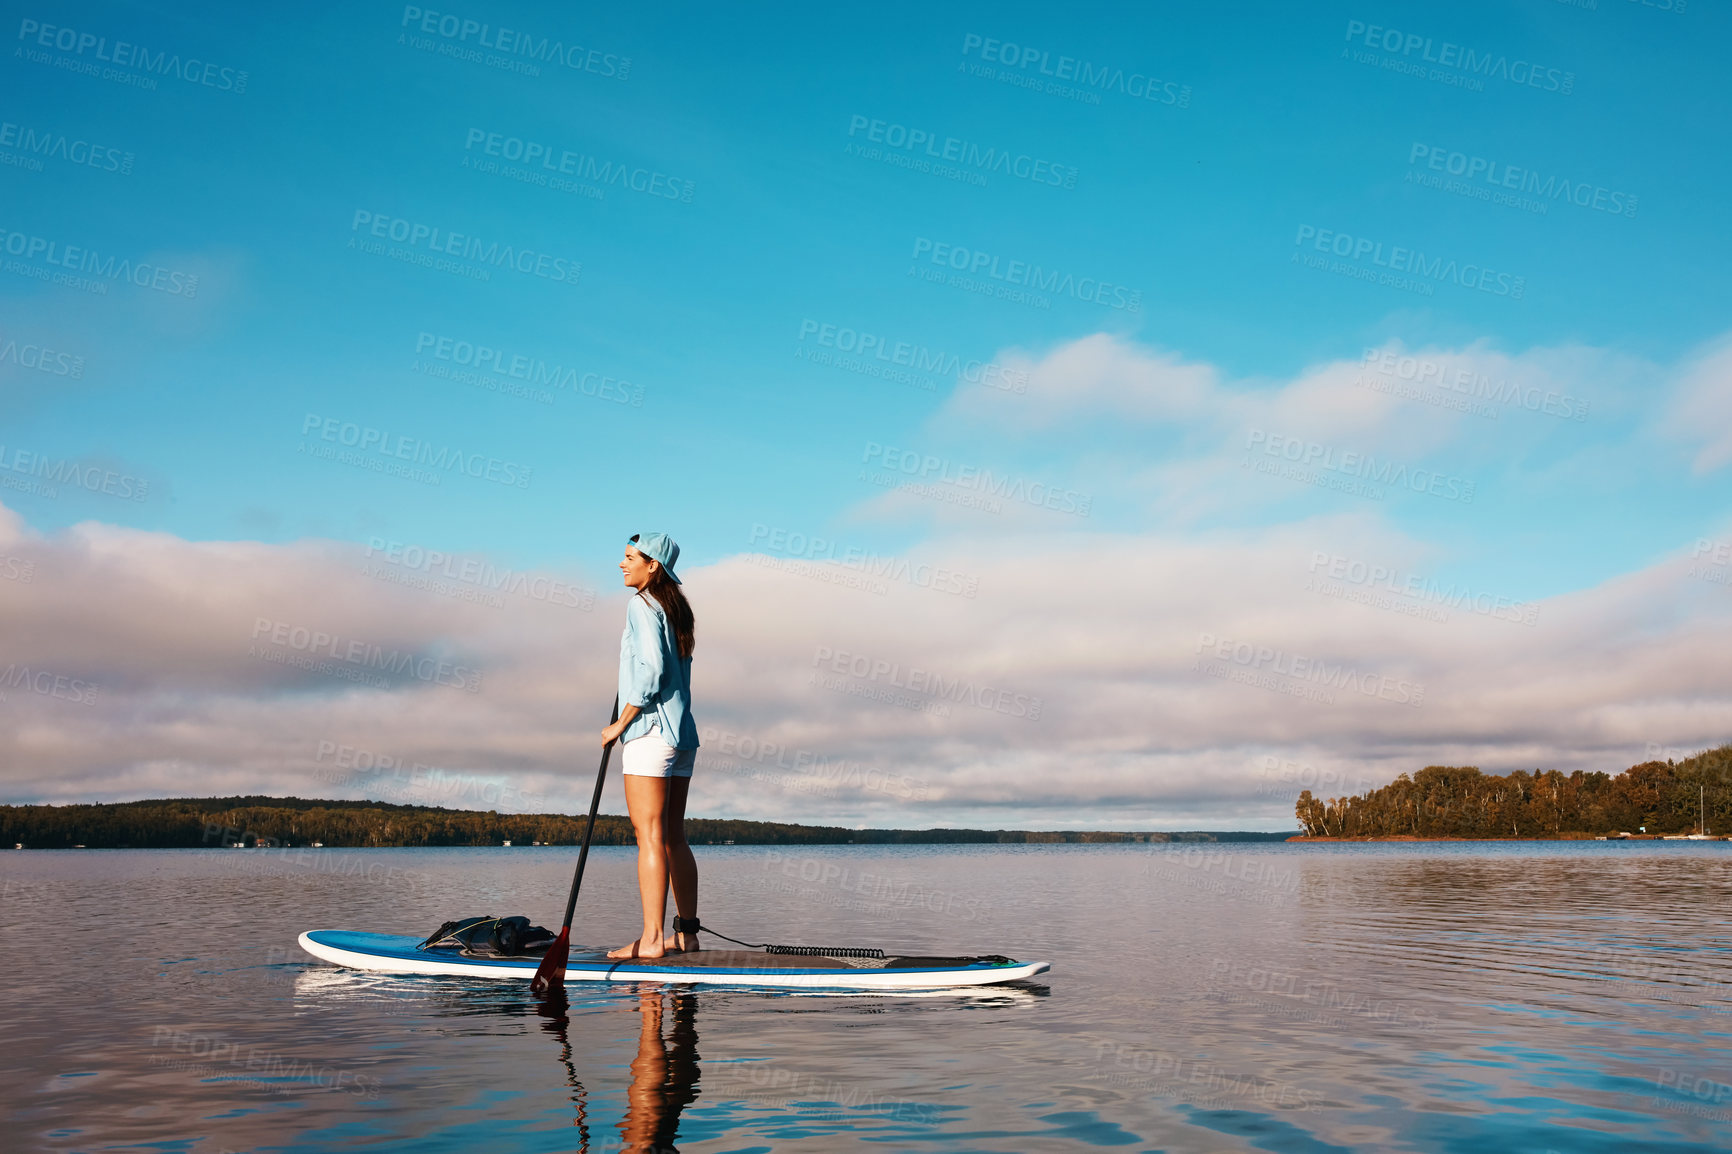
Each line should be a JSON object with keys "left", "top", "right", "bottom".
{"left": 532, "top": 695, "right": 621, "bottom": 996}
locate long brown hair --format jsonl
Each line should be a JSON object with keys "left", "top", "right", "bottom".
{"left": 632, "top": 537, "right": 695, "bottom": 658}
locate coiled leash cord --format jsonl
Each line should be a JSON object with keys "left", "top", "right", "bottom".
{"left": 672, "top": 915, "right": 885, "bottom": 959}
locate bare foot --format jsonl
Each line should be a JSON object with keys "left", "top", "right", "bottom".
{"left": 610, "top": 932, "right": 668, "bottom": 960}
{"left": 661, "top": 931, "right": 698, "bottom": 954}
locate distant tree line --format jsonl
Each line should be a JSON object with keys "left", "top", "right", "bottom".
{"left": 0, "top": 795, "right": 1295, "bottom": 849}
{"left": 1296, "top": 747, "right": 1732, "bottom": 838}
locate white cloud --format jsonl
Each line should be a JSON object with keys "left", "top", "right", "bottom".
{"left": 944, "top": 333, "right": 1220, "bottom": 431}
{"left": 1665, "top": 337, "right": 1732, "bottom": 473}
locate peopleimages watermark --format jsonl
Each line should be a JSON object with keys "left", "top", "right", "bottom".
{"left": 958, "top": 33, "right": 1190, "bottom": 109}
{"left": 1340, "top": 19, "right": 1574, "bottom": 96}
{"left": 200, "top": 832, "right": 437, "bottom": 905}
{"left": 1356, "top": 359, "right": 1496, "bottom": 421}
{"left": 844, "top": 114, "right": 1078, "bottom": 190}
{"left": 910, "top": 236, "right": 1141, "bottom": 312}
{"left": 1642, "top": 741, "right": 1713, "bottom": 766}
{"left": 1626, "top": 0, "right": 1687, "bottom": 15}
{"left": 703, "top": 745, "right": 843, "bottom": 798}
{"left": 412, "top": 332, "right": 642, "bottom": 407}
{"left": 1254, "top": 756, "right": 1379, "bottom": 800}
{"left": 1086, "top": 1038, "right": 1321, "bottom": 1111}
{"left": 0, "top": 225, "right": 198, "bottom": 297}
{"left": 748, "top": 523, "right": 980, "bottom": 599}
{"left": 1688, "top": 538, "right": 1732, "bottom": 593}
{"left": 249, "top": 617, "right": 483, "bottom": 693}
{"left": 1406, "top": 143, "right": 1636, "bottom": 220}
{"left": 743, "top": 551, "right": 890, "bottom": 596}
{"left": 1293, "top": 224, "right": 1524, "bottom": 300}
{"left": 704, "top": 1060, "right": 936, "bottom": 1121}
{"left": 761, "top": 849, "right": 986, "bottom": 922}
{"left": 1205, "top": 956, "right": 1441, "bottom": 1030}
{"left": 1653, "top": 1069, "right": 1732, "bottom": 1123}
{"left": 461, "top": 128, "right": 691, "bottom": 203}
{"left": 1306, "top": 551, "right": 1538, "bottom": 627}
{"left": 1194, "top": 631, "right": 1426, "bottom": 708}
{"left": 1305, "top": 563, "right": 1440, "bottom": 625}
{"left": 0, "top": 446, "right": 149, "bottom": 502}
{"left": 1635, "top": 742, "right": 1732, "bottom": 789}
{"left": 812, "top": 645, "right": 1044, "bottom": 720}
{"left": 1357, "top": 348, "right": 1589, "bottom": 423}
{"left": 299, "top": 413, "right": 534, "bottom": 489}
{"left": 702, "top": 726, "right": 928, "bottom": 801}
{"left": 795, "top": 319, "right": 1026, "bottom": 396}
{"left": 1243, "top": 428, "right": 1475, "bottom": 505}
{"left": 1143, "top": 843, "right": 1302, "bottom": 906}
{"left": 0, "top": 332, "right": 83, "bottom": 378}
{"left": 313, "top": 740, "right": 549, "bottom": 811}
{"left": 348, "top": 210, "right": 580, "bottom": 286}
{"left": 362, "top": 536, "right": 594, "bottom": 610}
{"left": 15, "top": 17, "right": 249, "bottom": 94}
{"left": 0, "top": 663, "right": 100, "bottom": 706}
{"left": 1589, "top": 943, "right": 1732, "bottom": 1013}
{"left": 0, "top": 117, "right": 133, "bottom": 176}
{"left": 861, "top": 441, "right": 1092, "bottom": 517}
{"left": 397, "top": 6, "right": 629, "bottom": 80}
{"left": 0, "top": 878, "right": 51, "bottom": 903}
{"left": 149, "top": 1028, "right": 381, "bottom": 1099}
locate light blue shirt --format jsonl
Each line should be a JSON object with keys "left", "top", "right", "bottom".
{"left": 617, "top": 592, "right": 698, "bottom": 749}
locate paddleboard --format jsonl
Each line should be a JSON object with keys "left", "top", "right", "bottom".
{"left": 299, "top": 930, "right": 1048, "bottom": 990}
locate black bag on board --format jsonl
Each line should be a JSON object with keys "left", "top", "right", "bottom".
{"left": 419, "top": 915, "right": 555, "bottom": 957}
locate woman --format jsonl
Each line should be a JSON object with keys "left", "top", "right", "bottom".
{"left": 605, "top": 533, "right": 701, "bottom": 960}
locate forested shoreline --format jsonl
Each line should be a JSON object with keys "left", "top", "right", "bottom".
{"left": 1295, "top": 747, "right": 1732, "bottom": 839}
{"left": 0, "top": 796, "right": 1293, "bottom": 849}
{"left": 11, "top": 746, "right": 1728, "bottom": 848}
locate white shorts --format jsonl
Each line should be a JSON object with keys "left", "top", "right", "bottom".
{"left": 620, "top": 728, "right": 696, "bottom": 778}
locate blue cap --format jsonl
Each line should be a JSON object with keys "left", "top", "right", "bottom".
{"left": 631, "top": 532, "right": 682, "bottom": 583}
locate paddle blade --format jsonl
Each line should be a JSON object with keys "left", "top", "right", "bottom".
{"left": 530, "top": 927, "right": 570, "bottom": 995}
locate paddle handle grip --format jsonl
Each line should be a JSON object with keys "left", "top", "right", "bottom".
{"left": 561, "top": 695, "right": 620, "bottom": 931}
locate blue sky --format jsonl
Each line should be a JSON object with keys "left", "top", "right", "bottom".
{"left": 4, "top": 0, "right": 1731, "bottom": 827}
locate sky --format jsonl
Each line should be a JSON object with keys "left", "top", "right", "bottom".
{"left": 2, "top": 0, "right": 1731, "bottom": 830}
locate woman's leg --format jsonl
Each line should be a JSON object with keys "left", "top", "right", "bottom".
{"left": 663, "top": 774, "right": 698, "bottom": 951}
{"left": 608, "top": 774, "right": 671, "bottom": 959}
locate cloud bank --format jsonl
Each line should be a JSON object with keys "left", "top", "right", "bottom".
{"left": 4, "top": 331, "right": 1731, "bottom": 830}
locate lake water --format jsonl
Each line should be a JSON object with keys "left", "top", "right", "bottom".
{"left": 3, "top": 841, "right": 1730, "bottom": 1152}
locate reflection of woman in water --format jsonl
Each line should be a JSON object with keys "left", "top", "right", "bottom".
{"left": 537, "top": 987, "right": 701, "bottom": 1154}
{"left": 618, "top": 988, "right": 702, "bottom": 1154}
{"left": 535, "top": 992, "right": 593, "bottom": 1151}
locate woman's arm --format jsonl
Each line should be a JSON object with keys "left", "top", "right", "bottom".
{"left": 608, "top": 598, "right": 666, "bottom": 746}
{"left": 602, "top": 702, "right": 641, "bottom": 747}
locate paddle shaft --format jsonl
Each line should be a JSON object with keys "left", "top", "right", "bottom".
{"left": 560, "top": 695, "right": 621, "bottom": 930}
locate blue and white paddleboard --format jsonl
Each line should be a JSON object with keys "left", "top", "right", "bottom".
{"left": 299, "top": 930, "right": 1049, "bottom": 990}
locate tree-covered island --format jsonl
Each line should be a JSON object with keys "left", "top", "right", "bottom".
{"left": 1295, "top": 746, "right": 1732, "bottom": 839}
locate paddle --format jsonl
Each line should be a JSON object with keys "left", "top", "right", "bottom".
{"left": 531, "top": 695, "right": 621, "bottom": 996}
